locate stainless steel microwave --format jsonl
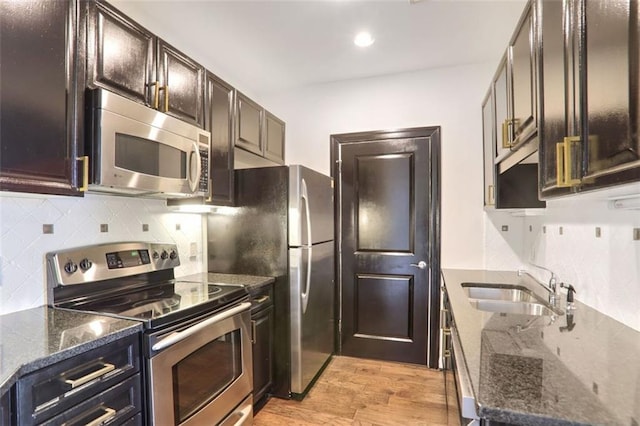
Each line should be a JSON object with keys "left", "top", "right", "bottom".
{"left": 86, "top": 89, "right": 210, "bottom": 198}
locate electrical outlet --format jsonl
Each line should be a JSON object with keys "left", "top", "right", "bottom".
{"left": 176, "top": 223, "right": 181, "bottom": 231}
{"left": 189, "top": 242, "right": 197, "bottom": 257}
{"left": 142, "top": 224, "right": 149, "bottom": 232}
{"left": 595, "top": 227, "right": 601, "bottom": 238}
{"left": 501, "top": 225, "right": 509, "bottom": 232}
{"left": 100, "top": 224, "right": 109, "bottom": 233}
{"left": 634, "top": 228, "right": 640, "bottom": 241}
{"left": 43, "top": 224, "right": 54, "bottom": 234}
{"left": 559, "top": 226, "right": 563, "bottom": 235}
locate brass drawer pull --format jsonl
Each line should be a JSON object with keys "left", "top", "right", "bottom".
{"left": 64, "top": 362, "right": 115, "bottom": 389}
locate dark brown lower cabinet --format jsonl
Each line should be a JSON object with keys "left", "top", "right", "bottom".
{"left": 16, "top": 334, "right": 142, "bottom": 425}
{"left": 251, "top": 284, "right": 275, "bottom": 411}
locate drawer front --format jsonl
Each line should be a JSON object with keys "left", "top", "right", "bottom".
{"left": 17, "top": 334, "right": 140, "bottom": 425}
{"left": 41, "top": 374, "right": 142, "bottom": 426}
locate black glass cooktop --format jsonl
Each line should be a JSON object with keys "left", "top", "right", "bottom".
{"left": 61, "top": 280, "right": 248, "bottom": 329}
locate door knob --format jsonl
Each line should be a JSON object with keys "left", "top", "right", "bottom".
{"left": 410, "top": 261, "right": 427, "bottom": 270}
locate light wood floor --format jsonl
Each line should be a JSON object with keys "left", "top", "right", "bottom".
{"left": 253, "top": 356, "right": 449, "bottom": 426}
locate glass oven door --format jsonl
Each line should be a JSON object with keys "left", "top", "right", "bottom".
{"left": 148, "top": 302, "right": 252, "bottom": 426}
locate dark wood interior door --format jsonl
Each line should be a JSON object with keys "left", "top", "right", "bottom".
{"left": 334, "top": 127, "right": 441, "bottom": 366}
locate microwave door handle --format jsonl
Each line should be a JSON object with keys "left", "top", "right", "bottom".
{"left": 188, "top": 142, "right": 201, "bottom": 193}
{"left": 152, "top": 302, "right": 251, "bottom": 351}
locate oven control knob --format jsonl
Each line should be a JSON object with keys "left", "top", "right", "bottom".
{"left": 79, "top": 258, "right": 92, "bottom": 271}
{"left": 64, "top": 261, "right": 78, "bottom": 274}
{"left": 169, "top": 250, "right": 178, "bottom": 260}
{"left": 160, "top": 250, "right": 169, "bottom": 260}
{"left": 152, "top": 251, "right": 160, "bottom": 260}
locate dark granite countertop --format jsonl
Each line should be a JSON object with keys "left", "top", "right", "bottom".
{"left": 0, "top": 306, "right": 141, "bottom": 397}
{"left": 177, "top": 272, "right": 275, "bottom": 294}
{"left": 443, "top": 269, "right": 640, "bottom": 426}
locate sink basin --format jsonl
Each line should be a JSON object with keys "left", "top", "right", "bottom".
{"left": 462, "top": 282, "right": 535, "bottom": 302}
{"left": 461, "top": 282, "right": 563, "bottom": 316}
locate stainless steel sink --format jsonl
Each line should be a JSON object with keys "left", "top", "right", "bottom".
{"left": 461, "top": 282, "right": 563, "bottom": 316}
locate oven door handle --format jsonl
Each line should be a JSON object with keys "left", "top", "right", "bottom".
{"left": 152, "top": 302, "right": 251, "bottom": 352}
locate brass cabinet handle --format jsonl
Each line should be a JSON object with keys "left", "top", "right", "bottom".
{"left": 206, "top": 178, "right": 213, "bottom": 203}
{"left": 556, "top": 141, "right": 566, "bottom": 187}
{"left": 557, "top": 136, "right": 581, "bottom": 187}
{"left": 164, "top": 85, "right": 170, "bottom": 112}
{"left": 149, "top": 81, "right": 160, "bottom": 110}
{"left": 77, "top": 156, "right": 89, "bottom": 192}
{"left": 501, "top": 120, "right": 510, "bottom": 148}
{"left": 64, "top": 362, "right": 115, "bottom": 389}
{"left": 488, "top": 184, "right": 495, "bottom": 205}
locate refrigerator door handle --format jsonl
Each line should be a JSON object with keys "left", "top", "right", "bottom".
{"left": 301, "top": 246, "right": 312, "bottom": 313}
{"left": 301, "top": 178, "right": 312, "bottom": 246}
{"left": 300, "top": 178, "right": 313, "bottom": 314}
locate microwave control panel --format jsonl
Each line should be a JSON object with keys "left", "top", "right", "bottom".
{"left": 199, "top": 149, "right": 209, "bottom": 192}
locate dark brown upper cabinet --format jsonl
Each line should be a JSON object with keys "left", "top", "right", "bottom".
{"left": 236, "top": 92, "right": 263, "bottom": 156}
{"left": 206, "top": 73, "right": 235, "bottom": 206}
{"left": 236, "top": 92, "right": 286, "bottom": 165}
{"left": 493, "top": 53, "right": 511, "bottom": 160}
{"left": 86, "top": 1, "right": 154, "bottom": 106}
{"left": 538, "top": 0, "right": 640, "bottom": 198}
{"left": 264, "top": 111, "right": 286, "bottom": 165}
{"left": 157, "top": 40, "right": 204, "bottom": 126}
{"left": 86, "top": 1, "right": 204, "bottom": 127}
{"left": 482, "top": 89, "right": 496, "bottom": 207}
{"left": 509, "top": 2, "right": 537, "bottom": 150}
{"left": 484, "top": 0, "right": 545, "bottom": 210}
{"left": 0, "top": 0, "right": 86, "bottom": 196}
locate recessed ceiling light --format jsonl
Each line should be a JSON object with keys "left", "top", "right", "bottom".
{"left": 354, "top": 31, "right": 375, "bottom": 48}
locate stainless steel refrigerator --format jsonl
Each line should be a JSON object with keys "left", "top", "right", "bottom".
{"left": 207, "top": 165, "right": 334, "bottom": 398}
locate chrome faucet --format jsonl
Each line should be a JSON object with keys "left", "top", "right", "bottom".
{"left": 517, "top": 264, "right": 558, "bottom": 305}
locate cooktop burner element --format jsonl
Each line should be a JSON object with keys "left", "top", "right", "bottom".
{"left": 46, "top": 242, "right": 248, "bottom": 330}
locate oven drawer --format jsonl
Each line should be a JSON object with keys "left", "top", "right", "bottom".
{"left": 219, "top": 394, "right": 253, "bottom": 426}
{"left": 16, "top": 334, "right": 140, "bottom": 425}
{"left": 40, "top": 374, "right": 142, "bottom": 426}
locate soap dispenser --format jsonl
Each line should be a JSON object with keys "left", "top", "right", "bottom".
{"left": 560, "top": 282, "right": 577, "bottom": 310}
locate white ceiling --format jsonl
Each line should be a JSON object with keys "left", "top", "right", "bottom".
{"left": 111, "top": 0, "right": 528, "bottom": 96}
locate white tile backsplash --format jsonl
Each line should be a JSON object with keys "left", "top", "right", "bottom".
{"left": 0, "top": 192, "right": 205, "bottom": 315}
{"left": 490, "top": 197, "right": 640, "bottom": 332}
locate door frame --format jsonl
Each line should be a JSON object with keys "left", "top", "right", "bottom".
{"left": 330, "top": 126, "right": 441, "bottom": 368}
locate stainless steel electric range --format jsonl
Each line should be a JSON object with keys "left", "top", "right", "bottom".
{"left": 46, "top": 242, "right": 253, "bottom": 426}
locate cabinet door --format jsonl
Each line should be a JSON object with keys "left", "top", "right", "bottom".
{"left": 252, "top": 305, "right": 274, "bottom": 405}
{"left": 582, "top": 0, "right": 640, "bottom": 186}
{"left": 236, "top": 93, "right": 263, "bottom": 156}
{"left": 158, "top": 40, "right": 204, "bottom": 127}
{"left": 0, "top": 389, "right": 11, "bottom": 425}
{"left": 493, "top": 53, "right": 511, "bottom": 158}
{"left": 0, "top": 0, "right": 84, "bottom": 196}
{"left": 539, "top": 0, "right": 576, "bottom": 197}
{"left": 206, "top": 72, "right": 235, "bottom": 206}
{"left": 86, "top": 1, "right": 155, "bottom": 106}
{"left": 482, "top": 90, "right": 496, "bottom": 206}
{"left": 509, "top": 2, "right": 537, "bottom": 148}
{"left": 264, "top": 111, "right": 285, "bottom": 165}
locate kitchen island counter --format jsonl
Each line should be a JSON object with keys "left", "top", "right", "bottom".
{"left": 443, "top": 269, "right": 640, "bottom": 426}
{"left": 0, "top": 306, "right": 141, "bottom": 397}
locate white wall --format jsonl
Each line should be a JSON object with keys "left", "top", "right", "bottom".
{"left": 264, "top": 62, "right": 502, "bottom": 270}
{"left": 0, "top": 193, "right": 205, "bottom": 315}
{"left": 263, "top": 62, "right": 640, "bottom": 332}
